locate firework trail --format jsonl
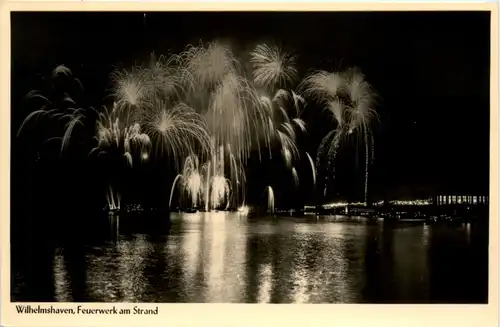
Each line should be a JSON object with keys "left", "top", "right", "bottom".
{"left": 202, "top": 147, "right": 236, "bottom": 210}
{"left": 89, "top": 104, "right": 151, "bottom": 167}
{"left": 183, "top": 156, "right": 202, "bottom": 207}
{"left": 301, "top": 68, "right": 377, "bottom": 202}
{"left": 264, "top": 186, "right": 275, "bottom": 214}
{"left": 250, "top": 43, "right": 307, "bottom": 181}
{"left": 174, "top": 42, "right": 274, "bottom": 208}
{"left": 343, "top": 68, "right": 378, "bottom": 203}
{"left": 305, "top": 152, "right": 316, "bottom": 187}
{"left": 106, "top": 185, "right": 121, "bottom": 211}
{"left": 19, "top": 41, "right": 381, "bottom": 212}
{"left": 205, "top": 72, "right": 260, "bottom": 162}
{"left": 140, "top": 42, "right": 312, "bottom": 210}
{"left": 210, "top": 174, "right": 231, "bottom": 210}
{"left": 292, "top": 167, "right": 300, "bottom": 188}
{"left": 257, "top": 89, "right": 306, "bottom": 169}
{"left": 174, "top": 155, "right": 204, "bottom": 208}
{"left": 172, "top": 42, "right": 310, "bottom": 209}
{"left": 167, "top": 153, "right": 238, "bottom": 211}
{"left": 17, "top": 65, "right": 88, "bottom": 155}
{"left": 182, "top": 44, "right": 249, "bottom": 143}
{"left": 169, "top": 174, "right": 183, "bottom": 209}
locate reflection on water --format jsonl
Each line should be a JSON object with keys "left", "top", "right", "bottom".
{"left": 53, "top": 250, "right": 71, "bottom": 302}
{"left": 12, "top": 213, "right": 488, "bottom": 303}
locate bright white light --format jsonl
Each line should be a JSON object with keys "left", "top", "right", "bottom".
{"left": 237, "top": 205, "right": 249, "bottom": 215}
{"left": 389, "top": 199, "right": 432, "bottom": 206}
{"left": 322, "top": 202, "right": 366, "bottom": 209}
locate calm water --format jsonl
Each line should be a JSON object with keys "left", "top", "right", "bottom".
{"left": 11, "top": 213, "right": 488, "bottom": 303}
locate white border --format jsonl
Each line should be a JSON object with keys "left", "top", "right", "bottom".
{"left": 1, "top": 2, "right": 498, "bottom": 327}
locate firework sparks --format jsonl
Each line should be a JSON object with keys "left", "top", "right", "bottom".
{"left": 292, "top": 167, "right": 300, "bottom": 188}
{"left": 182, "top": 155, "right": 203, "bottom": 207}
{"left": 305, "top": 152, "right": 316, "bottom": 187}
{"left": 90, "top": 106, "right": 151, "bottom": 170}
{"left": 106, "top": 185, "right": 121, "bottom": 211}
{"left": 18, "top": 40, "right": 382, "bottom": 212}
{"left": 52, "top": 64, "right": 72, "bottom": 78}
{"left": 300, "top": 70, "right": 346, "bottom": 104}
{"left": 111, "top": 67, "right": 155, "bottom": 111}
{"left": 302, "top": 67, "right": 378, "bottom": 202}
{"left": 258, "top": 89, "right": 306, "bottom": 169}
{"left": 17, "top": 67, "right": 92, "bottom": 155}
{"left": 250, "top": 44, "right": 298, "bottom": 90}
{"left": 265, "top": 186, "right": 275, "bottom": 214}
{"left": 142, "top": 102, "right": 210, "bottom": 166}
{"left": 180, "top": 41, "right": 240, "bottom": 87}
{"left": 169, "top": 174, "right": 183, "bottom": 209}
{"left": 59, "top": 109, "right": 86, "bottom": 154}
{"left": 210, "top": 174, "right": 231, "bottom": 210}
{"left": 343, "top": 68, "right": 378, "bottom": 203}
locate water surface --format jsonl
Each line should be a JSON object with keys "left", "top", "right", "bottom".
{"left": 11, "top": 213, "right": 488, "bottom": 303}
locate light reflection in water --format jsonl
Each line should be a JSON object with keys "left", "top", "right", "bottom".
{"left": 85, "top": 246, "right": 120, "bottom": 301}
{"left": 422, "top": 224, "right": 430, "bottom": 247}
{"left": 25, "top": 213, "right": 485, "bottom": 303}
{"left": 221, "top": 215, "right": 247, "bottom": 302}
{"left": 257, "top": 263, "right": 273, "bottom": 303}
{"left": 205, "top": 212, "right": 226, "bottom": 302}
{"left": 52, "top": 250, "right": 72, "bottom": 302}
{"left": 392, "top": 226, "right": 430, "bottom": 301}
{"left": 290, "top": 260, "right": 309, "bottom": 304}
{"left": 180, "top": 215, "right": 202, "bottom": 297}
{"left": 322, "top": 223, "right": 362, "bottom": 303}
{"left": 177, "top": 212, "right": 249, "bottom": 302}
{"left": 84, "top": 233, "right": 150, "bottom": 302}
{"left": 117, "top": 234, "right": 148, "bottom": 301}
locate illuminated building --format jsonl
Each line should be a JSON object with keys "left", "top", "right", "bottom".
{"left": 435, "top": 194, "right": 489, "bottom": 206}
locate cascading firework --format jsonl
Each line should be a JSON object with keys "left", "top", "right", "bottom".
{"left": 264, "top": 186, "right": 275, "bottom": 214}
{"left": 301, "top": 67, "right": 378, "bottom": 203}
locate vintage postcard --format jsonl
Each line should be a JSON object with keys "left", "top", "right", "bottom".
{"left": 0, "top": 1, "right": 498, "bottom": 327}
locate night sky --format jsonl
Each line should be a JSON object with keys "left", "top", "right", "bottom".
{"left": 10, "top": 11, "right": 491, "bottom": 218}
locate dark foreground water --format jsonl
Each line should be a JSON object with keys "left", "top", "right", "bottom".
{"left": 11, "top": 213, "right": 488, "bottom": 303}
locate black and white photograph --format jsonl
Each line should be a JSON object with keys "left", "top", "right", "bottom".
{"left": 6, "top": 7, "right": 495, "bottom": 308}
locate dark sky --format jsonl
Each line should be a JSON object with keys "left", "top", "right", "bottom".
{"left": 10, "top": 11, "right": 491, "bottom": 212}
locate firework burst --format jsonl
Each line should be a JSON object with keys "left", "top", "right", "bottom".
{"left": 250, "top": 44, "right": 298, "bottom": 90}
{"left": 142, "top": 101, "right": 210, "bottom": 167}
{"left": 300, "top": 70, "right": 346, "bottom": 104}
{"left": 110, "top": 67, "right": 152, "bottom": 120}
{"left": 142, "top": 53, "right": 191, "bottom": 101}
{"left": 180, "top": 41, "right": 241, "bottom": 87}
{"left": 258, "top": 88, "right": 306, "bottom": 169}
{"left": 264, "top": 185, "right": 275, "bottom": 214}
{"left": 181, "top": 155, "right": 203, "bottom": 207}
{"left": 90, "top": 105, "right": 151, "bottom": 168}
{"left": 343, "top": 68, "right": 378, "bottom": 202}
{"left": 168, "top": 153, "right": 238, "bottom": 211}
{"left": 301, "top": 68, "right": 378, "bottom": 202}
{"left": 17, "top": 66, "right": 89, "bottom": 155}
